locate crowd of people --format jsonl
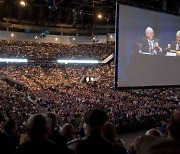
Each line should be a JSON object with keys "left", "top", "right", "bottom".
{"left": 0, "top": 63, "right": 179, "bottom": 132}
{"left": 0, "top": 40, "right": 180, "bottom": 153}
{"left": 0, "top": 107, "right": 179, "bottom": 154}
{"left": 0, "top": 40, "right": 114, "bottom": 60}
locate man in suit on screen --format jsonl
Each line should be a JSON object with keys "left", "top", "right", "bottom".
{"left": 167, "top": 31, "right": 180, "bottom": 51}
{"left": 140, "top": 27, "right": 162, "bottom": 55}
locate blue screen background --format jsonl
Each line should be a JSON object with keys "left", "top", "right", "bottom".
{"left": 117, "top": 5, "right": 180, "bottom": 85}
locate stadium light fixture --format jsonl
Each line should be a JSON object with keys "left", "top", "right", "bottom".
{"left": 0, "top": 58, "right": 28, "bottom": 63}
{"left": 86, "top": 77, "right": 90, "bottom": 82}
{"left": 36, "top": 33, "right": 46, "bottom": 39}
{"left": 11, "top": 33, "right": 14, "bottom": 37}
{"left": 57, "top": 60, "right": 99, "bottom": 64}
{"left": 90, "top": 77, "right": 94, "bottom": 81}
{"left": 20, "top": 1, "right": 26, "bottom": 7}
{"left": 97, "top": 14, "right": 103, "bottom": 19}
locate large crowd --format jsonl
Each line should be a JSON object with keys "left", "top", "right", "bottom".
{"left": 0, "top": 40, "right": 114, "bottom": 60}
{"left": 0, "top": 64, "right": 179, "bottom": 132}
{"left": 0, "top": 40, "right": 180, "bottom": 153}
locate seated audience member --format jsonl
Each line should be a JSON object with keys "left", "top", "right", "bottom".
{"left": 45, "top": 112, "right": 71, "bottom": 154}
{"left": 60, "top": 123, "right": 75, "bottom": 144}
{"left": 140, "top": 27, "right": 162, "bottom": 54}
{"left": 167, "top": 109, "right": 180, "bottom": 141}
{"left": 45, "top": 112, "right": 66, "bottom": 146}
{"left": 167, "top": 30, "right": 180, "bottom": 51}
{"left": 137, "top": 109, "right": 180, "bottom": 154}
{"left": 0, "top": 120, "right": 20, "bottom": 154}
{"left": 75, "top": 108, "right": 114, "bottom": 154}
{"left": 129, "top": 128, "right": 162, "bottom": 154}
{"left": 103, "top": 122, "right": 127, "bottom": 154}
{"left": 16, "top": 113, "right": 67, "bottom": 154}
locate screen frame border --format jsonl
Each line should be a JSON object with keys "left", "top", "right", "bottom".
{"left": 114, "top": 3, "right": 180, "bottom": 90}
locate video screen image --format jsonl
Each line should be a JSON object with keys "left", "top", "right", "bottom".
{"left": 115, "top": 4, "right": 180, "bottom": 88}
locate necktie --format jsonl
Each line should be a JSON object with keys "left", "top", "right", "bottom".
{"left": 149, "top": 41, "right": 153, "bottom": 53}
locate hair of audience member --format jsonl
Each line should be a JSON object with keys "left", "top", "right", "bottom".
{"left": 145, "top": 128, "right": 162, "bottom": 137}
{"left": 27, "top": 113, "right": 52, "bottom": 140}
{"left": 102, "top": 122, "right": 116, "bottom": 143}
{"left": 83, "top": 108, "right": 108, "bottom": 135}
{"left": 45, "top": 112, "right": 57, "bottom": 129}
{"left": 167, "top": 109, "right": 180, "bottom": 140}
{"left": 145, "top": 27, "right": 154, "bottom": 34}
{"left": 60, "top": 123, "right": 75, "bottom": 143}
{"left": 61, "top": 123, "right": 73, "bottom": 136}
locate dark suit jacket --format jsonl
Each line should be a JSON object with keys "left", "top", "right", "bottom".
{"left": 137, "top": 135, "right": 180, "bottom": 154}
{"left": 171, "top": 41, "right": 180, "bottom": 50}
{"left": 75, "top": 134, "right": 114, "bottom": 154}
{"left": 140, "top": 37, "right": 161, "bottom": 53}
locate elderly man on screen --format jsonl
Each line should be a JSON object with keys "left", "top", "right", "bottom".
{"left": 167, "top": 31, "right": 180, "bottom": 51}
{"left": 140, "top": 27, "right": 162, "bottom": 55}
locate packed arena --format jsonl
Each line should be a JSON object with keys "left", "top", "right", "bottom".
{"left": 0, "top": 40, "right": 114, "bottom": 60}
{"left": 0, "top": 39, "right": 180, "bottom": 154}
{"left": 0, "top": 0, "right": 180, "bottom": 154}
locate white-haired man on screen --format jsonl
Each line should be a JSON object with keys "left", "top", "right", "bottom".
{"left": 167, "top": 31, "right": 180, "bottom": 51}
{"left": 140, "top": 27, "right": 162, "bottom": 55}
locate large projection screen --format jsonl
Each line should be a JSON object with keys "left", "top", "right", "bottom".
{"left": 115, "top": 4, "right": 180, "bottom": 89}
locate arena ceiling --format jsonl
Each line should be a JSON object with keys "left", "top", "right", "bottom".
{"left": 0, "top": 0, "right": 179, "bottom": 34}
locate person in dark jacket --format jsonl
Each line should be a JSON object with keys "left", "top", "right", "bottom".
{"left": 137, "top": 109, "right": 180, "bottom": 154}
{"left": 16, "top": 113, "right": 67, "bottom": 154}
{"left": 0, "top": 120, "right": 19, "bottom": 154}
{"left": 75, "top": 108, "right": 114, "bottom": 154}
{"left": 103, "top": 122, "right": 127, "bottom": 154}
